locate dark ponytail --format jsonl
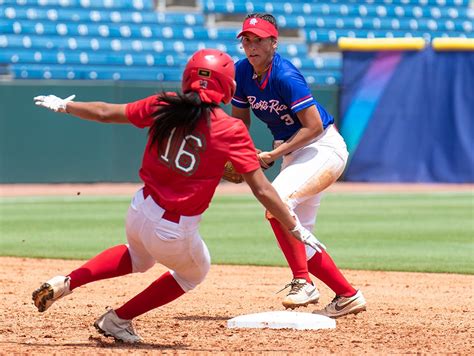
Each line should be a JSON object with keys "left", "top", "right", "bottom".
{"left": 148, "top": 91, "right": 217, "bottom": 153}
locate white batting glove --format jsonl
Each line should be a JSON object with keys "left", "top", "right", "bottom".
{"left": 34, "top": 94, "right": 75, "bottom": 113}
{"left": 289, "top": 221, "right": 326, "bottom": 253}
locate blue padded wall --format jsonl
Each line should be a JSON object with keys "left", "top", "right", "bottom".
{"left": 340, "top": 47, "right": 474, "bottom": 183}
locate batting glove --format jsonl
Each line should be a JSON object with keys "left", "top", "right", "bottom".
{"left": 289, "top": 221, "right": 326, "bottom": 253}
{"left": 34, "top": 94, "right": 75, "bottom": 113}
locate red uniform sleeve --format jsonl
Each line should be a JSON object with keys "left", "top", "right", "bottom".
{"left": 125, "top": 95, "right": 159, "bottom": 128}
{"left": 228, "top": 119, "right": 260, "bottom": 174}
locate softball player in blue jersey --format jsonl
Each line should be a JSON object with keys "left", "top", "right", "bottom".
{"left": 232, "top": 13, "right": 366, "bottom": 318}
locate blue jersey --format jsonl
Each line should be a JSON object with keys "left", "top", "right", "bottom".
{"left": 232, "top": 53, "right": 334, "bottom": 141}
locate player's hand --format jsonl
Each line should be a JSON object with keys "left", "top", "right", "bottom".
{"left": 34, "top": 94, "right": 75, "bottom": 113}
{"left": 289, "top": 220, "right": 326, "bottom": 253}
{"left": 257, "top": 151, "right": 274, "bottom": 170}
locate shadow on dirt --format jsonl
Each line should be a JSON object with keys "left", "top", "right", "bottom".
{"left": 174, "top": 314, "right": 230, "bottom": 321}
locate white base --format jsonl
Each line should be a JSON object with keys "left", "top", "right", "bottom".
{"left": 227, "top": 311, "right": 336, "bottom": 330}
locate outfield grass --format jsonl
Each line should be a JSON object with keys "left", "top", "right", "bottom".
{"left": 0, "top": 192, "right": 472, "bottom": 274}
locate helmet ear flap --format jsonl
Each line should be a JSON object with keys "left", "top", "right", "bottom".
{"left": 230, "top": 79, "right": 237, "bottom": 102}
{"left": 224, "top": 79, "right": 236, "bottom": 105}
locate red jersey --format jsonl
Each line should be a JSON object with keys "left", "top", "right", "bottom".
{"left": 126, "top": 95, "right": 260, "bottom": 216}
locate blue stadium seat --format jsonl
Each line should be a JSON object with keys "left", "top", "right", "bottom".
{"left": 289, "top": 56, "right": 342, "bottom": 71}
{"left": 0, "top": 6, "right": 205, "bottom": 25}
{"left": 0, "top": 0, "right": 154, "bottom": 11}
{"left": 0, "top": 48, "right": 36, "bottom": 63}
{"left": 0, "top": 63, "right": 8, "bottom": 75}
{"left": 0, "top": 20, "right": 243, "bottom": 41}
{"left": 11, "top": 63, "right": 76, "bottom": 79}
{"left": 0, "top": 33, "right": 310, "bottom": 58}
{"left": 1, "top": 48, "right": 190, "bottom": 67}
{"left": 2, "top": 0, "right": 472, "bottom": 82}
{"left": 301, "top": 70, "right": 341, "bottom": 86}
{"left": 9, "top": 63, "right": 183, "bottom": 81}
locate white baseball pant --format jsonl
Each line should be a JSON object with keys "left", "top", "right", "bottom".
{"left": 124, "top": 189, "right": 211, "bottom": 292}
{"left": 271, "top": 125, "right": 349, "bottom": 260}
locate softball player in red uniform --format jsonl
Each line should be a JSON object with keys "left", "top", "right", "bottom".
{"left": 31, "top": 49, "right": 325, "bottom": 343}
{"left": 232, "top": 14, "right": 366, "bottom": 317}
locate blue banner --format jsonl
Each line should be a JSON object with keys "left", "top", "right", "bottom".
{"left": 340, "top": 47, "right": 474, "bottom": 183}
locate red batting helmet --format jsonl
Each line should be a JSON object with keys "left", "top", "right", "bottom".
{"left": 182, "top": 49, "right": 236, "bottom": 105}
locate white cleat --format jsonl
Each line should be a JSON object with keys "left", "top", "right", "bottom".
{"left": 281, "top": 278, "right": 320, "bottom": 309}
{"left": 94, "top": 308, "right": 142, "bottom": 344}
{"left": 32, "top": 275, "right": 72, "bottom": 312}
{"left": 314, "top": 290, "right": 367, "bottom": 318}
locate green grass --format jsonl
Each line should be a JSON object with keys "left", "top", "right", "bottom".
{"left": 0, "top": 192, "right": 473, "bottom": 274}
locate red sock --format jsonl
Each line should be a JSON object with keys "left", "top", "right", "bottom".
{"left": 68, "top": 244, "right": 132, "bottom": 291}
{"left": 115, "top": 271, "right": 185, "bottom": 320}
{"left": 307, "top": 250, "right": 356, "bottom": 297}
{"left": 269, "top": 218, "right": 311, "bottom": 283}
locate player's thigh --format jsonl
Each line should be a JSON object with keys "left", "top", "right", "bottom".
{"left": 143, "top": 225, "right": 210, "bottom": 291}
{"left": 141, "top": 219, "right": 190, "bottom": 260}
{"left": 170, "top": 234, "right": 211, "bottom": 291}
{"left": 273, "top": 146, "right": 345, "bottom": 205}
{"left": 125, "top": 194, "right": 156, "bottom": 272}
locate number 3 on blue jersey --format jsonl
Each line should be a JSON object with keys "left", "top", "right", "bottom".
{"left": 281, "top": 114, "right": 295, "bottom": 126}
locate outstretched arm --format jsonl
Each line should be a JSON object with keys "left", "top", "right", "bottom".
{"left": 242, "top": 168, "right": 326, "bottom": 253}
{"left": 34, "top": 95, "right": 129, "bottom": 124}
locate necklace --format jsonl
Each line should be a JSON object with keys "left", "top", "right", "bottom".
{"left": 253, "top": 61, "right": 272, "bottom": 80}
{"left": 253, "top": 61, "right": 273, "bottom": 91}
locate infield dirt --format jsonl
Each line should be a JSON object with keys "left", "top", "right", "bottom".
{"left": 1, "top": 183, "right": 472, "bottom": 354}
{"left": 0, "top": 257, "right": 472, "bottom": 354}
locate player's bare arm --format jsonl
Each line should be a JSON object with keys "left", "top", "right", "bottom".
{"left": 259, "top": 105, "right": 324, "bottom": 164}
{"left": 66, "top": 102, "right": 129, "bottom": 124}
{"left": 34, "top": 94, "right": 129, "bottom": 124}
{"left": 231, "top": 105, "right": 251, "bottom": 128}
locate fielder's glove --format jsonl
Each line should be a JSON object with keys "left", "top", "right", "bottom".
{"left": 289, "top": 221, "right": 326, "bottom": 253}
{"left": 34, "top": 94, "right": 75, "bottom": 113}
{"left": 222, "top": 161, "right": 244, "bottom": 184}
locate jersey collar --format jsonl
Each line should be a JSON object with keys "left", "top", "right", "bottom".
{"left": 253, "top": 61, "right": 273, "bottom": 91}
